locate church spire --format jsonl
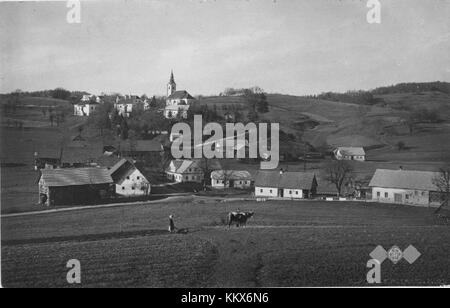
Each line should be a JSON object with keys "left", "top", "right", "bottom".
{"left": 167, "top": 70, "right": 176, "bottom": 96}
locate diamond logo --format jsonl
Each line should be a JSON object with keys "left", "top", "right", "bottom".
{"left": 387, "top": 246, "right": 403, "bottom": 264}
{"left": 370, "top": 245, "right": 387, "bottom": 263}
{"left": 403, "top": 245, "right": 421, "bottom": 264}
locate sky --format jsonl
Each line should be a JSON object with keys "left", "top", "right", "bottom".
{"left": 0, "top": 0, "right": 449, "bottom": 96}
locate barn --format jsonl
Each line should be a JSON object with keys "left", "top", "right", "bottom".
{"left": 38, "top": 168, "right": 114, "bottom": 206}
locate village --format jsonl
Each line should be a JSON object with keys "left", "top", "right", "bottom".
{"left": 1, "top": 0, "right": 449, "bottom": 289}
{"left": 31, "top": 71, "right": 448, "bottom": 212}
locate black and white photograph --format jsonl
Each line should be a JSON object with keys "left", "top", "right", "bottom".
{"left": 0, "top": 0, "right": 449, "bottom": 293}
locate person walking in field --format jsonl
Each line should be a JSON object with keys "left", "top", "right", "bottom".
{"left": 168, "top": 214, "right": 176, "bottom": 233}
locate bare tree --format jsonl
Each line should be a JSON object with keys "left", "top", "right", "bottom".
{"left": 432, "top": 167, "right": 450, "bottom": 213}
{"left": 325, "top": 160, "right": 353, "bottom": 197}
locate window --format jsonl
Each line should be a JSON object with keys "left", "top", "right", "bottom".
{"left": 260, "top": 189, "right": 263, "bottom": 193}
{"left": 296, "top": 191, "right": 299, "bottom": 195}
{"left": 122, "top": 186, "right": 125, "bottom": 190}
{"left": 270, "top": 189, "right": 272, "bottom": 193}
{"left": 377, "top": 192, "right": 380, "bottom": 197}
{"left": 384, "top": 192, "right": 388, "bottom": 198}
{"left": 126, "top": 176, "right": 130, "bottom": 180}
{"left": 405, "top": 194, "right": 409, "bottom": 200}
{"left": 289, "top": 190, "right": 293, "bottom": 194}
{"left": 137, "top": 176, "right": 140, "bottom": 180}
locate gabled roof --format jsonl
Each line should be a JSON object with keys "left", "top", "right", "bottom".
{"left": 96, "top": 154, "right": 123, "bottom": 168}
{"left": 167, "top": 159, "right": 199, "bottom": 174}
{"left": 40, "top": 167, "right": 113, "bottom": 187}
{"left": 369, "top": 169, "right": 439, "bottom": 191}
{"left": 255, "top": 171, "right": 317, "bottom": 189}
{"left": 61, "top": 143, "right": 103, "bottom": 164}
{"left": 336, "top": 147, "right": 365, "bottom": 156}
{"left": 167, "top": 90, "right": 195, "bottom": 100}
{"left": 35, "top": 147, "right": 62, "bottom": 160}
{"left": 166, "top": 159, "right": 221, "bottom": 174}
{"left": 108, "top": 158, "right": 145, "bottom": 185}
{"left": 211, "top": 170, "right": 253, "bottom": 181}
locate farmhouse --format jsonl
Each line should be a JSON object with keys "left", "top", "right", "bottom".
{"left": 117, "top": 139, "right": 164, "bottom": 163}
{"left": 61, "top": 142, "right": 104, "bottom": 167}
{"left": 369, "top": 169, "right": 441, "bottom": 206}
{"left": 333, "top": 147, "right": 365, "bottom": 161}
{"left": 211, "top": 170, "right": 254, "bottom": 189}
{"left": 166, "top": 159, "right": 205, "bottom": 183}
{"left": 108, "top": 158, "right": 151, "bottom": 196}
{"left": 38, "top": 167, "right": 114, "bottom": 206}
{"left": 73, "top": 95, "right": 101, "bottom": 116}
{"left": 255, "top": 170, "right": 318, "bottom": 199}
{"left": 114, "top": 95, "right": 149, "bottom": 117}
{"left": 164, "top": 71, "right": 195, "bottom": 119}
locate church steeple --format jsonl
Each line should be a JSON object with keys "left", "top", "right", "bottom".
{"left": 167, "top": 70, "right": 176, "bottom": 97}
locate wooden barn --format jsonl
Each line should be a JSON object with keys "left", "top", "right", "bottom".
{"left": 38, "top": 168, "right": 114, "bottom": 206}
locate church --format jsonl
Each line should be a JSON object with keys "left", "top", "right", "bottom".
{"left": 164, "top": 71, "right": 195, "bottom": 119}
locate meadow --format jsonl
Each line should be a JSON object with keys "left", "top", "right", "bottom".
{"left": 2, "top": 199, "right": 449, "bottom": 287}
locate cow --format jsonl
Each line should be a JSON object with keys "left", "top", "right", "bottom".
{"left": 227, "top": 211, "right": 254, "bottom": 228}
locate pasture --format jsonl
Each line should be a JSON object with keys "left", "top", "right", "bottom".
{"left": 2, "top": 199, "right": 449, "bottom": 287}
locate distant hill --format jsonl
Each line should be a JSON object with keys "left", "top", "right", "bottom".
{"left": 371, "top": 81, "right": 450, "bottom": 95}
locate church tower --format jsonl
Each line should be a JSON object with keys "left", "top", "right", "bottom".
{"left": 167, "top": 70, "right": 176, "bottom": 97}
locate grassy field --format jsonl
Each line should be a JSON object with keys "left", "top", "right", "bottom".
{"left": 2, "top": 199, "right": 449, "bottom": 287}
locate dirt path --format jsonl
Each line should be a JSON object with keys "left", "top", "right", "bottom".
{"left": 1, "top": 194, "right": 193, "bottom": 218}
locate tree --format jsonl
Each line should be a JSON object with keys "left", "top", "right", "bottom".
{"left": 49, "top": 113, "right": 54, "bottom": 127}
{"left": 432, "top": 167, "right": 450, "bottom": 214}
{"left": 325, "top": 160, "right": 353, "bottom": 197}
{"left": 397, "top": 141, "right": 406, "bottom": 151}
{"left": 52, "top": 88, "right": 71, "bottom": 100}
{"left": 256, "top": 93, "right": 269, "bottom": 113}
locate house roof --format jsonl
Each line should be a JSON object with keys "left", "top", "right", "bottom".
{"left": 96, "top": 154, "right": 123, "bottom": 168}
{"left": 118, "top": 140, "right": 163, "bottom": 152}
{"left": 166, "top": 159, "right": 221, "bottom": 174}
{"left": 211, "top": 170, "right": 253, "bottom": 181}
{"left": 35, "top": 147, "right": 61, "bottom": 159}
{"left": 115, "top": 97, "right": 143, "bottom": 105}
{"left": 40, "top": 167, "right": 113, "bottom": 187}
{"left": 368, "top": 169, "right": 439, "bottom": 191}
{"left": 255, "top": 171, "right": 317, "bottom": 189}
{"left": 61, "top": 143, "right": 103, "bottom": 164}
{"left": 108, "top": 158, "right": 142, "bottom": 185}
{"left": 167, "top": 90, "right": 195, "bottom": 100}
{"left": 336, "top": 147, "right": 365, "bottom": 156}
{"left": 168, "top": 159, "right": 198, "bottom": 174}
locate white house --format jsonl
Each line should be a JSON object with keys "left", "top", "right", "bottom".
{"left": 369, "top": 168, "right": 441, "bottom": 206}
{"left": 165, "top": 159, "right": 204, "bottom": 183}
{"left": 108, "top": 158, "right": 151, "bottom": 196}
{"left": 164, "top": 71, "right": 195, "bottom": 119}
{"left": 333, "top": 147, "right": 366, "bottom": 161}
{"left": 211, "top": 170, "right": 253, "bottom": 189}
{"left": 73, "top": 95, "right": 101, "bottom": 116}
{"left": 254, "top": 170, "right": 318, "bottom": 199}
{"left": 114, "top": 95, "right": 149, "bottom": 117}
